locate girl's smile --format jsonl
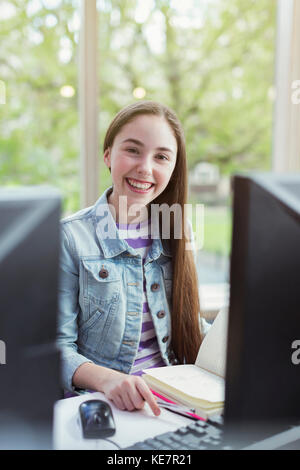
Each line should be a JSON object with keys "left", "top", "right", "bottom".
{"left": 125, "top": 177, "right": 154, "bottom": 193}
{"left": 104, "top": 114, "right": 177, "bottom": 223}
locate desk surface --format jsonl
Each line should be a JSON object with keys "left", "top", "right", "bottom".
{"left": 54, "top": 392, "right": 300, "bottom": 450}
{"left": 53, "top": 391, "right": 192, "bottom": 450}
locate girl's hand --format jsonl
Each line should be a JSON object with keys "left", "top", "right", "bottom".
{"left": 102, "top": 370, "right": 161, "bottom": 416}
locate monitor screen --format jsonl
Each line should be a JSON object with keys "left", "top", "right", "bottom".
{"left": 224, "top": 173, "right": 300, "bottom": 446}
{"left": 0, "top": 187, "right": 62, "bottom": 449}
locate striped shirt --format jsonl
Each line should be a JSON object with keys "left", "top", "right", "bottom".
{"left": 116, "top": 218, "right": 165, "bottom": 376}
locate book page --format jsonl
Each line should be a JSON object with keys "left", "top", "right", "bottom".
{"left": 195, "top": 307, "right": 229, "bottom": 378}
{"left": 144, "top": 364, "right": 224, "bottom": 403}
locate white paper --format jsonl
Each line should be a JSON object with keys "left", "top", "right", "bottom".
{"left": 196, "top": 307, "right": 229, "bottom": 378}
{"left": 144, "top": 364, "right": 224, "bottom": 403}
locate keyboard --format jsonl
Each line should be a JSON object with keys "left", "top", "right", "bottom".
{"left": 123, "top": 417, "right": 231, "bottom": 450}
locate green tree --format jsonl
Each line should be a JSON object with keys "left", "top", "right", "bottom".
{"left": 0, "top": 0, "right": 80, "bottom": 213}
{"left": 0, "top": 0, "right": 276, "bottom": 213}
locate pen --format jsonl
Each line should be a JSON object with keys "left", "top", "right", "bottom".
{"left": 156, "top": 401, "right": 200, "bottom": 420}
{"left": 150, "top": 389, "right": 206, "bottom": 421}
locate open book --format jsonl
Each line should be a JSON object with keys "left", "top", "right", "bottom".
{"left": 142, "top": 307, "right": 228, "bottom": 420}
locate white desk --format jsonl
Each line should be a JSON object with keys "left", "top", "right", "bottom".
{"left": 53, "top": 391, "right": 191, "bottom": 450}
{"left": 47, "top": 392, "right": 300, "bottom": 450}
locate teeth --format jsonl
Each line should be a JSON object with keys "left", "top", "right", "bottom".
{"left": 127, "top": 178, "right": 153, "bottom": 190}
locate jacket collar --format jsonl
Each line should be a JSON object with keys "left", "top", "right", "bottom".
{"left": 92, "top": 187, "right": 172, "bottom": 260}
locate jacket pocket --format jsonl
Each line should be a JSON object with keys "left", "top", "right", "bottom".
{"left": 81, "top": 258, "right": 121, "bottom": 310}
{"left": 78, "top": 293, "right": 120, "bottom": 355}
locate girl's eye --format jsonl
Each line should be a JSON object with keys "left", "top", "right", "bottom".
{"left": 125, "top": 148, "right": 168, "bottom": 160}
{"left": 156, "top": 154, "right": 168, "bottom": 161}
{"left": 126, "top": 148, "right": 139, "bottom": 154}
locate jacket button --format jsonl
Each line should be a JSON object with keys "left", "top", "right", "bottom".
{"left": 168, "top": 351, "right": 175, "bottom": 361}
{"left": 162, "top": 335, "right": 169, "bottom": 343}
{"left": 151, "top": 283, "right": 160, "bottom": 292}
{"left": 157, "top": 310, "right": 165, "bottom": 319}
{"left": 99, "top": 268, "right": 109, "bottom": 279}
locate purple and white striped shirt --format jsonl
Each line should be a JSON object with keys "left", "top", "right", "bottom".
{"left": 116, "top": 218, "right": 166, "bottom": 376}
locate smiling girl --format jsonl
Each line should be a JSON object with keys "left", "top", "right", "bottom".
{"left": 57, "top": 101, "right": 206, "bottom": 416}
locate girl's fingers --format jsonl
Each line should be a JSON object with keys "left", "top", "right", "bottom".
{"left": 136, "top": 379, "right": 161, "bottom": 416}
{"left": 126, "top": 385, "right": 146, "bottom": 410}
{"left": 106, "top": 375, "right": 160, "bottom": 415}
{"left": 112, "top": 394, "right": 126, "bottom": 411}
{"left": 122, "top": 390, "right": 136, "bottom": 411}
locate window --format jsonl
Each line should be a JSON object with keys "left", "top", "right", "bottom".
{"left": 0, "top": 0, "right": 80, "bottom": 214}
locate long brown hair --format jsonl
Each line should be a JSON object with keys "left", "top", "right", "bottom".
{"left": 103, "top": 101, "right": 203, "bottom": 363}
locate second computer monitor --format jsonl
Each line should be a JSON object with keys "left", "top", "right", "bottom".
{"left": 0, "top": 187, "right": 62, "bottom": 449}
{"left": 224, "top": 173, "right": 300, "bottom": 445}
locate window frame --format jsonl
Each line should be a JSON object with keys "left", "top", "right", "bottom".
{"left": 79, "top": 0, "right": 99, "bottom": 208}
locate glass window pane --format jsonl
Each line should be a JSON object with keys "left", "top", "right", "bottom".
{"left": 0, "top": 0, "right": 80, "bottom": 214}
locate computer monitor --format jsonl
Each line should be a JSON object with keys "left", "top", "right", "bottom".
{"left": 224, "top": 173, "right": 300, "bottom": 447}
{"left": 0, "top": 187, "right": 62, "bottom": 449}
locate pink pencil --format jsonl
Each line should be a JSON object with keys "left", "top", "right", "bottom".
{"left": 150, "top": 388, "right": 206, "bottom": 421}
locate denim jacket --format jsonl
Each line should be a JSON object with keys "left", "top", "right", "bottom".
{"left": 57, "top": 187, "right": 179, "bottom": 391}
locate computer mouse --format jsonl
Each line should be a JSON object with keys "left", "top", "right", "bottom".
{"left": 79, "top": 399, "right": 116, "bottom": 439}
